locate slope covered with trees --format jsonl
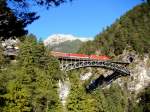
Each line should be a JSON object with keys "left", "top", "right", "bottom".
{"left": 79, "top": 2, "right": 150, "bottom": 56}
{"left": 0, "top": 35, "right": 63, "bottom": 112}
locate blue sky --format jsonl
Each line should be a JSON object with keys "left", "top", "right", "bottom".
{"left": 26, "top": 0, "right": 142, "bottom": 40}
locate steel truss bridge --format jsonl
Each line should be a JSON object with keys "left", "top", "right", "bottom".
{"left": 51, "top": 51, "right": 130, "bottom": 75}
{"left": 3, "top": 49, "right": 130, "bottom": 75}
{"left": 59, "top": 59, "right": 130, "bottom": 75}
{"left": 53, "top": 51, "right": 131, "bottom": 91}
{"left": 59, "top": 58, "right": 130, "bottom": 91}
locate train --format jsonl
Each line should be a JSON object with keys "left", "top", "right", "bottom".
{"left": 51, "top": 51, "right": 110, "bottom": 61}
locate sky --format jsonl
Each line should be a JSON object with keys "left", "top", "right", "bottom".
{"left": 26, "top": 0, "right": 143, "bottom": 40}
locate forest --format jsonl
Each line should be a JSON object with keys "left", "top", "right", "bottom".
{"left": 0, "top": 0, "right": 150, "bottom": 112}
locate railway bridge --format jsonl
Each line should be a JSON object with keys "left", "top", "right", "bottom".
{"left": 60, "top": 60, "right": 129, "bottom": 75}
{"left": 51, "top": 51, "right": 130, "bottom": 75}
{"left": 4, "top": 48, "right": 131, "bottom": 91}
{"left": 51, "top": 51, "right": 131, "bottom": 91}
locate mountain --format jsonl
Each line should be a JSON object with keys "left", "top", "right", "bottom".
{"left": 44, "top": 34, "right": 93, "bottom": 53}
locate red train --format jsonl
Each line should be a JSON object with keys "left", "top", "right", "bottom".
{"left": 51, "top": 51, "right": 110, "bottom": 61}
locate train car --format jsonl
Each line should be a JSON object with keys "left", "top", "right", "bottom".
{"left": 51, "top": 51, "right": 110, "bottom": 61}
{"left": 51, "top": 52, "right": 89, "bottom": 59}
{"left": 97, "top": 56, "right": 110, "bottom": 60}
{"left": 89, "top": 55, "right": 110, "bottom": 61}
{"left": 89, "top": 55, "right": 98, "bottom": 60}
{"left": 68, "top": 53, "right": 89, "bottom": 59}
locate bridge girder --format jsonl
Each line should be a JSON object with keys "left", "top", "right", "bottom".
{"left": 60, "top": 60, "right": 130, "bottom": 75}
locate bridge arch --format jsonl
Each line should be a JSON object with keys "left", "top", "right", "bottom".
{"left": 60, "top": 61, "right": 130, "bottom": 75}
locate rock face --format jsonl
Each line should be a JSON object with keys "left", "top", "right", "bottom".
{"left": 113, "top": 50, "right": 150, "bottom": 94}
{"left": 80, "top": 72, "right": 92, "bottom": 81}
{"left": 127, "top": 55, "right": 150, "bottom": 93}
{"left": 58, "top": 80, "right": 70, "bottom": 105}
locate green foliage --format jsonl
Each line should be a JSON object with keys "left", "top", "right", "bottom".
{"left": 136, "top": 86, "right": 150, "bottom": 112}
{"left": 79, "top": 3, "right": 150, "bottom": 56}
{"left": 0, "top": 35, "right": 63, "bottom": 112}
{"left": 91, "top": 84, "right": 128, "bottom": 112}
{"left": 126, "top": 86, "right": 150, "bottom": 112}
{"left": 66, "top": 71, "right": 129, "bottom": 112}
{"left": 66, "top": 71, "right": 95, "bottom": 112}
{"left": 78, "top": 41, "right": 96, "bottom": 54}
{"left": 0, "top": 45, "right": 4, "bottom": 66}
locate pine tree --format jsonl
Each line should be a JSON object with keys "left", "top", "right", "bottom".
{"left": 66, "top": 71, "right": 95, "bottom": 112}
{"left": 0, "top": 35, "right": 63, "bottom": 112}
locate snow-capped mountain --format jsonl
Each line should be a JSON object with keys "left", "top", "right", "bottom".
{"left": 43, "top": 34, "right": 93, "bottom": 53}
{"left": 44, "top": 34, "right": 93, "bottom": 46}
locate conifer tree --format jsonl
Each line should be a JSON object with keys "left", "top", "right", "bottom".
{"left": 0, "top": 35, "right": 63, "bottom": 112}
{"left": 66, "top": 71, "right": 95, "bottom": 112}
